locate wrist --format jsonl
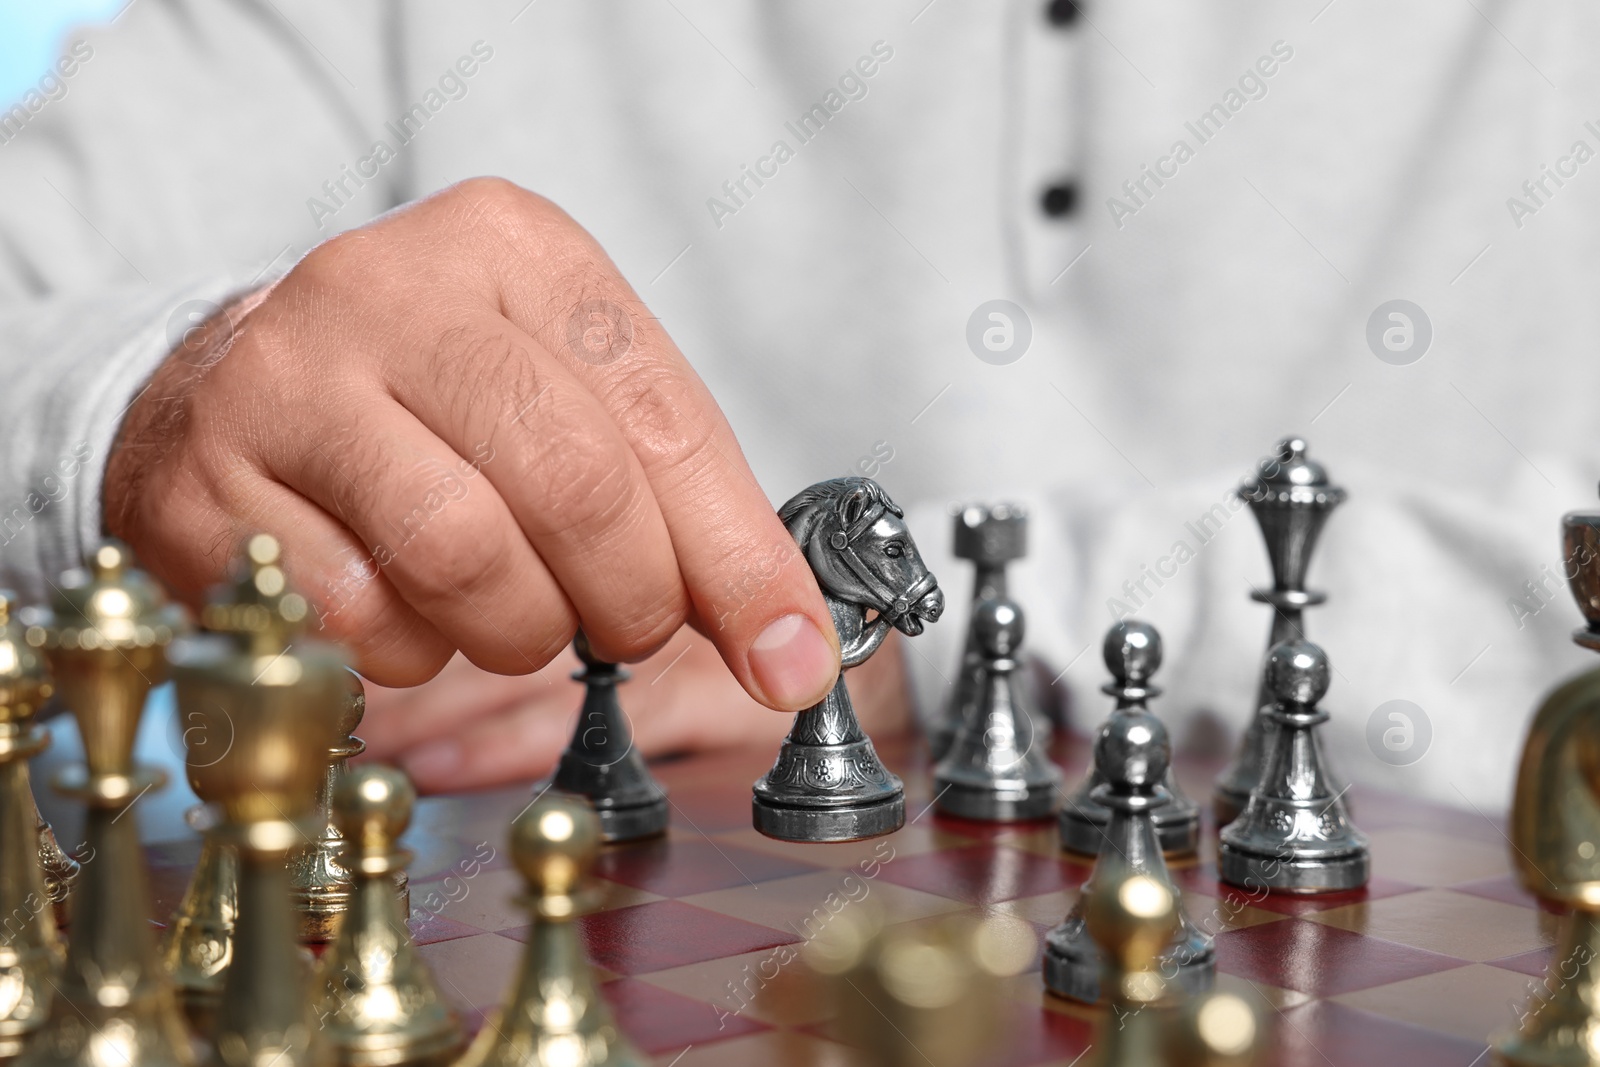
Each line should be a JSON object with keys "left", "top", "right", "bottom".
{"left": 102, "top": 287, "right": 271, "bottom": 541}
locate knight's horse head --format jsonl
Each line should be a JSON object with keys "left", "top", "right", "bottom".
{"left": 779, "top": 478, "right": 944, "bottom": 660}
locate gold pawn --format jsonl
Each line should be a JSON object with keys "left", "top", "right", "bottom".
{"left": 314, "top": 765, "right": 460, "bottom": 1067}
{"left": 0, "top": 590, "right": 64, "bottom": 1056}
{"left": 802, "top": 904, "right": 1035, "bottom": 1067}
{"left": 1495, "top": 501, "right": 1600, "bottom": 1066}
{"left": 171, "top": 533, "right": 345, "bottom": 1067}
{"left": 35, "top": 815, "right": 79, "bottom": 929}
{"left": 454, "top": 795, "right": 645, "bottom": 1067}
{"left": 159, "top": 798, "right": 238, "bottom": 1033}
{"left": 16, "top": 541, "right": 195, "bottom": 1067}
{"left": 292, "top": 674, "right": 407, "bottom": 942}
{"left": 1084, "top": 871, "right": 1180, "bottom": 1067}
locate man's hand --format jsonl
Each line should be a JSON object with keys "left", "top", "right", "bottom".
{"left": 105, "top": 178, "right": 840, "bottom": 711}
{"left": 360, "top": 626, "right": 915, "bottom": 793}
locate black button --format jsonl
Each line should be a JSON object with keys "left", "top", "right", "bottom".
{"left": 1046, "top": 0, "right": 1081, "bottom": 27}
{"left": 1040, "top": 181, "right": 1078, "bottom": 218}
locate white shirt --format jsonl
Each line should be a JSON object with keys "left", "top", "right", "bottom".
{"left": 2, "top": 0, "right": 1596, "bottom": 809}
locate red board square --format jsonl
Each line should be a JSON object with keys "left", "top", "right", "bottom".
{"left": 665, "top": 787, "right": 758, "bottom": 836}
{"left": 875, "top": 843, "right": 1092, "bottom": 905}
{"left": 928, "top": 810, "right": 1054, "bottom": 840}
{"left": 504, "top": 900, "right": 800, "bottom": 975}
{"left": 987, "top": 999, "right": 1093, "bottom": 1067}
{"left": 595, "top": 837, "right": 822, "bottom": 897}
{"left": 1216, "top": 919, "right": 1467, "bottom": 997}
{"left": 1268, "top": 999, "right": 1490, "bottom": 1066}
{"left": 600, "top": 978, "right": 766, "bottom": 1054}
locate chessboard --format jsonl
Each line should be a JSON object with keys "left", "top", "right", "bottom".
{"left": 40, "top": 726, "right": 1547, "bottom": 1067}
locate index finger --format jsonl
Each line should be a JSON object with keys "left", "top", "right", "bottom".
{"left": 444, "top": 178, "right": 841, "bottom": 713}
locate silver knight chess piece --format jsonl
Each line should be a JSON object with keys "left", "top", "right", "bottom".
{"left": 932, "top": 597, "right": 1061, "bottom": 821}
{"left": 1043, "top": 703, "right": 1214, "bottom": 1003}
{"left": 931, "top": 504, "right": 1045, "bottom": 759}
{"left": 1214, "top": 437, "right": 1346, "bottom": 828}
{"left": 1219, "top": 640, "right": 1368, "bottom": 893}
{"left": 1059, "top": 621, "right": 1199, "bottom": 857}
{"left": 536, "top": 631, "right": 669, "bottom": 843}
{"left": 753, "top": 477, "right": 944, "bottom": 843}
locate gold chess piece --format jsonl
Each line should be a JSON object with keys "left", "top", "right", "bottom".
{"left": 1496, "top": 496, "right": 1600, "bottom": 1066}
{"left": 160, "top": 798, "right": 238, "bottom": 1033}
{"left": 1084, "top": 871, "right": 1180, "bottom": 1067}
{"left": 170, "top": 533, "right": 345, "bottom": 1067}
{"left": 455, "top": 794, "right": 645, "bottom": 1067}
{"left": 36, "top": 813, "right": 79, "bottom": 928}
{"left": 802, "top": 905, "right": 1036, "bottom": 1067}
{"left": 1083, "top": 870, "right": 1262, "bottom": 1067}
{"left": 16, "top": 541, "right": 195, "bottom": 1067}
{"left": 292, "top": 674, "right": 407, "bottom": 942}
{"left": 1168, "top": 991, "right": 1261, "bottom": 1067}
{"left": 313, "top": 765, "right": 461, "bottom": 1067}
{"left": 0, "top": 590, "right": 64, "bottom": 1055}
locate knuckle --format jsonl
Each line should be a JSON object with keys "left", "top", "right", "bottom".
{"left": 293, "top": 229, "right": 374, "bottom": 292}
{"left": 518, "top": 416, "right": 637, "bottom": 537}
{"left": 602, "top": 362, "right": 720, "bottom": 475}
{"left": 388, "top": 494, "right": 506, "bottom": 605}
{"left": 445, "top": 177, "right": 569, "bottom": 245}
{"left": 320, "top": 433, "right": 397, "bottom": 531}
{"left": 430, "top": 321, "right": 543, "bottom": 434}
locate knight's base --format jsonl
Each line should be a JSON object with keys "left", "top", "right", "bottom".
{"left": 934, "top": 780, "right": 1055, "bottom": 822}
{"left": 1059, "top": 809, "right": 1200, "bottom": 858}
{"left": 1218, "top": 840, "right": 1370, "bottom": 894}
{"left": 752, "top": 794, "right": 904, "bottom": 843}
{"left": 1042, "top": 939, "right": 1215, "bottom": 1004}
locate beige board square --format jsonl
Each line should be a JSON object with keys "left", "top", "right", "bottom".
{"left": 592, "top": 879, "right": 668, "bottom": 914}
{"left": 682, "top": 870, "right": 967, "bottom": 937}
{"left": 713, "top": 823, "right": 969, "bottom": 866}
{"left": 415, "top": 868, "right": 523, "bottom": 931}
{"left": 992, "top": 890, "right": 1073, "bottom": 927}
{"left": 635, "top": 946, "right": 829, "bottom": 1029}
{"left": 660, "top": 1030, "right": 854, "bottom": 1067}
{"left": 1366, "top": 827, "right": 1510, "bottom": 887}
{"left": 418, "top": 933, "right": 526, "bottom": 1016}
{"left": 1332, "top": 962, "right": 1532, "bottom": 1044}
{"left": 1306, "top": 888, "right": 1552, "bottom": 962}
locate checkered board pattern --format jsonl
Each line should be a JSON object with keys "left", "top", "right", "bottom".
{"left": 140, "top": 738, "right": 1553, "bottom": 1066}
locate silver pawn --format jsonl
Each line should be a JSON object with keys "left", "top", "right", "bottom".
{"left": 1058, "top": 621, "right": 1199, "bottom": 857}
{"left": 1219, "top": 641, "right": 1368, "bottom": 893}
{"left": 933, "top": 599, "right": 1061, "bottom": 821}
{"left": 1043, "top": 705, "right": 1214, "bottom": 1003}
{"left": 931, "top": 504, "right": 1048, "bottom": 759}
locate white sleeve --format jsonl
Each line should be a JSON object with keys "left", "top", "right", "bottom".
{"left": 0, "top": 0, "right": 394, "bottom": 595}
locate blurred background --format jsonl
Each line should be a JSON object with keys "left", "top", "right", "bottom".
{"left": 0, "top": 1, "right": 121, "bottom": 105}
